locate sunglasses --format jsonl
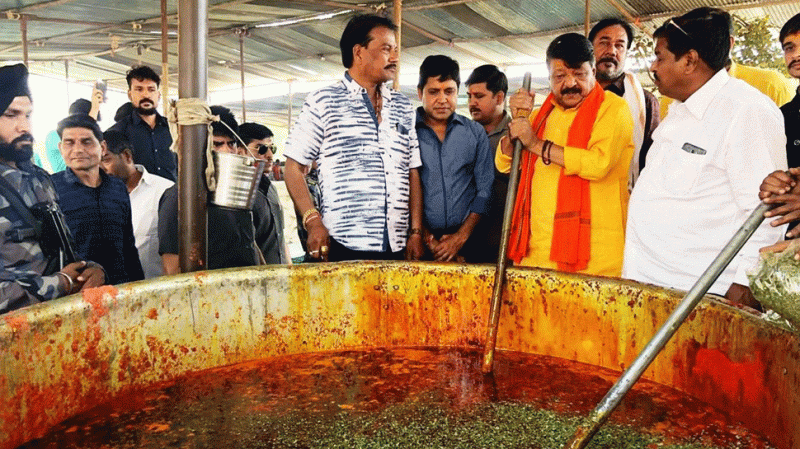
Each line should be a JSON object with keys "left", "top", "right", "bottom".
{"left": 257, "top": 144, "right": 276, "bottom": 155}
{"left": 665, "top": 18, "right": 691, "bottom": 39}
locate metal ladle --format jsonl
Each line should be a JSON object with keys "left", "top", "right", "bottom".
{"left": 482, "top": 72, "right": 532, "bottom": 374}
{"left": 564, "top": 200, "right": 775, "bottom": 448}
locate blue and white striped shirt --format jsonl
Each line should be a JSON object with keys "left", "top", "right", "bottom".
{"left": 285, "top": 73, "right": 422, "bottom": 252}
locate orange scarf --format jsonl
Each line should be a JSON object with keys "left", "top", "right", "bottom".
{"left": 508, "top": 83, "right": 605, "bottom": 272}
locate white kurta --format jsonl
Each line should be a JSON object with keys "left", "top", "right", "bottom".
{"left": 623, "top": 70, "right": 787, "bottom": 295}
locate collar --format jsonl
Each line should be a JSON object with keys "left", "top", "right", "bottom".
{"left": 415, "top": 107, "right": 463, "bottom": 128}
{"left": 791, "top": 87, "right": 800, "bottom": 108}
{"left": 134, "top": 164, "right": 153, "bottom": 185}
{"left": 0, "top": 158, "right": 35, "bottom": 171}
{"left": 603, "top": 73, "right": 626, "bottom": 96}
{"left": 682, "top": 69, "right": 730, "bottom": 120}
{"left": 488, "top": 111, "right": 511, "bottom": 136}
{"left": 0, "top": 161, "right": 24, "bottom": 179}
{"left": 548, "top": 96, "right": 573, "bottom": 112}
{"left": 64, "top": 166, "right": 107, "bottom": 187}
{"left": 131, "top": 109, "right": 168, "bottom": 127}
{"left": 343, "top": 71, "right": 392, "bottom": 100}
{"left": 728, "top": 61, "right": 740, "bottom": 78}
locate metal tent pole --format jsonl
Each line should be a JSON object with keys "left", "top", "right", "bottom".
{"left": 239, "top": 28, "right": 247, "bottom": 122}
{"left": 64, "top": 60, "right": 70, "bottom": 107}
{"left": 584, "top": 0, "right": 591, "bottom": 36}
{"left": 178, "top": 0, "right": 208, "bottom": 272}
{"left": 161, "top": 0, "right": 169, "bottom": 113}
{"left": 393, "top": 0, "right": 402, "bottom": 90}
{"left": 21, "top": 16, "right": 29, "bottom": 66}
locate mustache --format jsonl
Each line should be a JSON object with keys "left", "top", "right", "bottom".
{"left": 790, "top": 60, "right": 800, "bottom": 69}
{"left": 385, "top": 64, "right": 397, "bottom": 70}
{"left": 0, "top": 132, "right": 34, "bottom": 163}
{"left": 598, "top": 57, "right": 617, "bottom": 65}
{"left": 560, "top": 87, "right": 582, "bottom": 95}
{"left": 12, "top": 133, "right": 33, "bottom": 146}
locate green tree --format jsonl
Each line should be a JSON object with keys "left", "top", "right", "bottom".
{"left": 627, "top": 13, "right": 789, "bottom": 79}
{"left": 731, "top": 14, "right": 787, "bottom": 76}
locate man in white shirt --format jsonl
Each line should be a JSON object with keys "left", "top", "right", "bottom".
{"left": 100, "top": 130, "right": 174, "bottom": 279}
{"left": 623, "top": 7, "right": 787, "bottom": 308}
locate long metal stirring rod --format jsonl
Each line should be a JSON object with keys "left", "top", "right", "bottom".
{"left": 482, "top": 72, "right": 532, "bottom": 374}
{"left": 563, "top": 200, "right": 774, "bottom": 448}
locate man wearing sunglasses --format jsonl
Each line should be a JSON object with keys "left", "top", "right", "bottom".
{"left": 623, "top": 7, "right": 786, "bottom": 309}
{"left": 158, "top": 107, "right": 280, "bottom": 274}
{"left": 658, "top": 17, "right": 795, "bottom": 120}
{"left": 240, "top": 122, "right": 288, "bottom": 264}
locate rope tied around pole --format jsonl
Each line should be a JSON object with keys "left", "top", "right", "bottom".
{"left": 167, "top": 97, "right": 258, "bottom": 191}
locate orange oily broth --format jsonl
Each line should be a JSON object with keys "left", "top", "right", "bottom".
{"left": 19, "top": 347, "right": 774, "bottom": 449}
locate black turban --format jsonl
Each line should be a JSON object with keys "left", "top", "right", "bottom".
{"left": 0, "top": 63, "right": 31, "bottom": 114}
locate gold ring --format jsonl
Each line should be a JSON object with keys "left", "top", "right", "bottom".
{"left": 320, "top": 245, "right": 329, "bottom": 253}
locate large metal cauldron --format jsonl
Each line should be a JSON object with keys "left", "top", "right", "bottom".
{"left": 1, "top": 263, "right": 799, "bottom": 448}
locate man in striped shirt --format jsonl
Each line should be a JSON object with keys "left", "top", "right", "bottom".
{"left": 284, "top": 14, "right": 424, "bottom": 262}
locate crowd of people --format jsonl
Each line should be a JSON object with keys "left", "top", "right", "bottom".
{"left": 1, "top": 7, "right": 799, "bottom": 315}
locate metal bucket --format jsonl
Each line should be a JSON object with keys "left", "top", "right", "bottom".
{"left": 1, "top": 263, "right": 799, "bottom": 448}
{"left": 208, "top": 151, "right": 266, "bottom": 210}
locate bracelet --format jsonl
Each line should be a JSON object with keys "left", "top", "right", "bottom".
{"left": 57, "top": 271, "right": 74, "bottom": 294}
{"left": 408, "top": 228, "right": 422, "bottom": 237}
{"left": 541, "top": 140, "right": 552, "bottom": 166}
{"left": 303, "top": 210, "right": 322, "bottom": 230}
{"left": 302, "top": 208, "right": 319, "bottom": 224}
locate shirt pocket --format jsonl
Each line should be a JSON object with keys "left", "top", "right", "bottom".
{"left": 659, "top": 145, "right": 706, "bottom": 194}
{"left": 385, "top": 124, "right": 411, "bottom": 171}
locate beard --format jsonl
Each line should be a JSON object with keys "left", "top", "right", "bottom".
{"left": 136, "top": 101, "right": 157, "bottom": 116}
{"left": 0, "top": 133, "right": 34, "bottom": 163}
{"left": 596, "top": 58, "right": 623, "bottom": 82}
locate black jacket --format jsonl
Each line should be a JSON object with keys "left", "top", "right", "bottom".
{"left": 781, "top": 91, "right": 800, "bottom": 169}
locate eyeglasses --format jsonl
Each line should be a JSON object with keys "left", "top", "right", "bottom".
{"left": 257, "top": 144, "right": 275, "bottom": 155}
{"left": 212, "top": 139, "right": 237, "bottom": 149}
{"left": 665, "top": 18, "right": 691, "bottom": 39}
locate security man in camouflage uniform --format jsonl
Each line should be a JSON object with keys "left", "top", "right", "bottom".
{"left": 0, "top": 63, "right": 105, "bottom": 313}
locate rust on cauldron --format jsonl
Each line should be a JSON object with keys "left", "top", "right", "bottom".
{"left": 0, "top": 262, "right": 798, "bottom": 448}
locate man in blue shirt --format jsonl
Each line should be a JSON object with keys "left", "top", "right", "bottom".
{"left": 108, "top": 65, "right": 176, "bottom": 181}
{"left": 415, "top": 55, "right": 494, "bottom": 262}
{"left": 52, "top": 114, "right": 144, "bottom": 285}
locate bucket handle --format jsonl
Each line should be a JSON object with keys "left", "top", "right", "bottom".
{"left": 169, "top": 98, "right": 262, "bottom": 191}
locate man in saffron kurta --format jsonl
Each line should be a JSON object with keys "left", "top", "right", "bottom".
{"left": 497, "top": 33, "right": 634, "bottom": 276}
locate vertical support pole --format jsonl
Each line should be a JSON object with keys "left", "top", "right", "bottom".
{"left": 584, "top": 0, "right": 591, "bottom": 36}
{"left": 239, "top": 29, "right": 247, "bottom": 122}
{"left": 178, "top": 0, "right": 208, "bottom": 273}
{"left": 21, "top": 16, "right": 29, "bottom": 67}
{"left": 393, "top": 0, "right": 402, "bottom": 90}
{"left": 161, "top": 0, "right": 169, "bottom": 113}
{"left": 64, "top": 60, "right": 70, "bottom": 108}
